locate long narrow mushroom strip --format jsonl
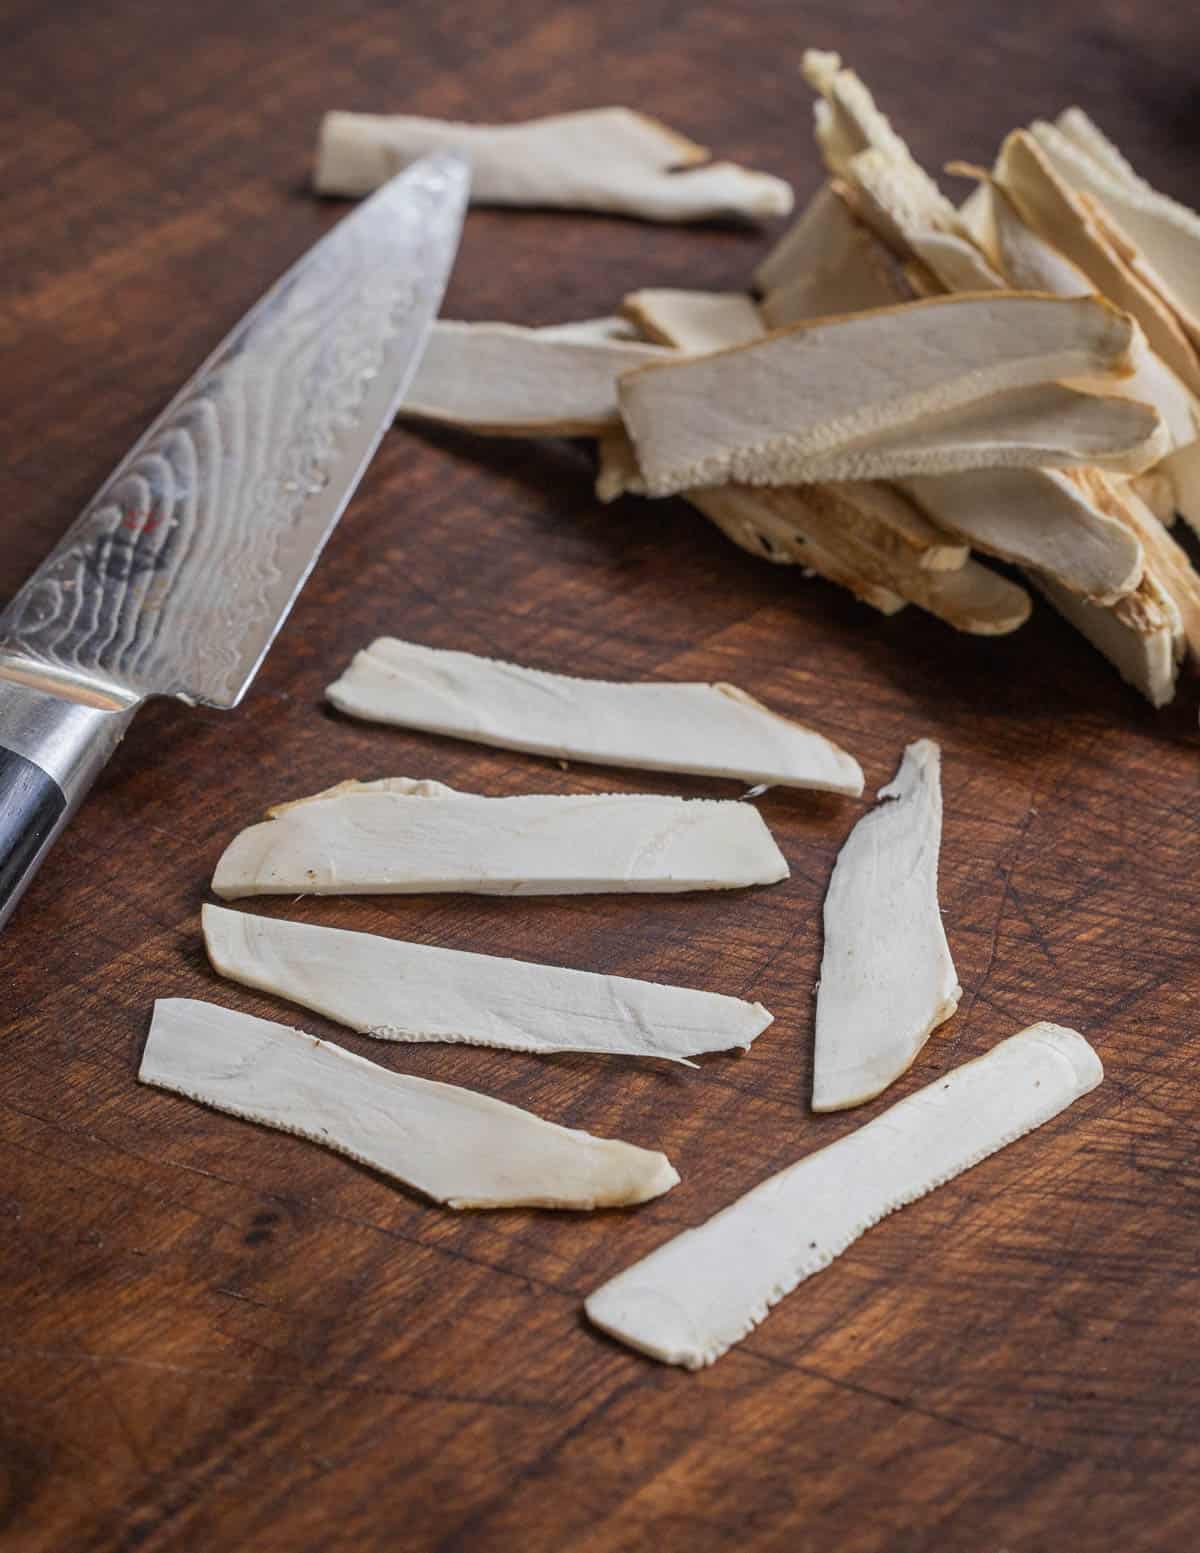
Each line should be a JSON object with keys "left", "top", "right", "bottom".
{"left": 314, "top": 107, "right": 794, "bottom": 223}
{"left": 402, "top": 321, "right": 668, "bottom": 436}
{"left": 326, "top": 638, "right": 864, "bottom": 794}
{"left": 585, "top": 1023, "right": 1103, "bottom": 1368}
{"left": 203, "top": 905, "right": 773, "bottom": 1065}
{"left": 616, "top": 292, "right": 1145, "bottom": 496}
{"left": 812, "top": 740, "right": 960, "bottom": 1112}
{"left": 141, "top": 999, "right": 679, "bottom": 1211}
{"left": 1035, "top": 567, "right": 1183, "bottom": 708}
{"left": 211, "top": 777, "right": 789, "bottom": 899}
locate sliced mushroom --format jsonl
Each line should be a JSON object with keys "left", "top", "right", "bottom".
{"left": 1160, "top": 439, "right": 1200, "bottom": 536}
{"left": 813, "top": 740, "right": 960, "bottom": 1112}
{"left": 617, "top": 293, "right": 1143, "bottom": 496}
{"left": 757, "top": 182, "right": 915, "bottom": 327}
{"left": 1130, "top": 469, "right": 1178, "bottom": 527}
{"left": 619, "top": 289, "right": 764, "bottom": 353}
{"left": 326, "top": 638, "right": 864, "bottom": 794}
{"left": 585, "top": 1022, "right": 1103, "bottom": 1368}
{"left": 993, "top": 131, "right": 1200, "bottom": 400}
{"left": 689, "top": 486, "right": 1029, "bottom": 634}
{"left": 1050, "top": 108, "right": 1141, "bottom": 189}
{"left": 211, "top": 777, "right": 789, "bottom": 899}
{"left": 1029, "top": 115, "right": 1200, "bottom": 349}
{"left": 900, "top": 467, "right": 1144, "bottom": 603}
{"left": 314, "top": 107, "right": 793, "bottom": 223}
{"left": 141, "top": 999, "right": 679, "bottom": 1210}
{"left": 403, "top": 320, "right": 667, "bottom": 435}
{"left": 1036, "top": 566, "right": 1183, "bottom": 708}
{"left": 203, "top": 905, "right": 772, "bottom": 1065}
{"left": 956, "top": 169, "right": 1095, "bottom": 296}
{"left": 595, "top": 426, "right": 647, "bottom": 502}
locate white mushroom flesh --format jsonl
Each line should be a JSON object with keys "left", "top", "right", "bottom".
{"left": 813, "top": 739, "right": 961, "bottom": 1112}
{"left": 585, "top": 1022, "right": 1102, "bottom": 1368}
{"left": 202, "top": 905, "right": 772, "bottom": 1065}
{"left": 140, "top": 999, "right": 679, "bottom": 1210}
{"left": 211, "top": 778, "right": 790, "bottom": 899}
{"left": 326, "top": 638, "right": 864, "bottom": 795}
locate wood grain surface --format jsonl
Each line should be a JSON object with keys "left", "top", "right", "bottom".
{"left": 2, "top": 2, "right": 1199, "bottom": 1549}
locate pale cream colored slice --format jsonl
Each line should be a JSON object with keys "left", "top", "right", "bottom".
{"left": 141, "top": 998, "right": 678, "bottom": 1210}
{"left": 1052, "top": 108, "right": 1141, "bottom": 188}
{"left": 536, "top": 316, "right": 642, "bottom": 343}
{"left": 314, "top": 107, "right": 793, "bottom": 222}
{"left": 619, "top": 290, "right": 763, "bottom": 353}
{"left": 757, "top": 183, "right": 914, "bottom": 327}
{"left": 813, "top": 740, "right": 960, "bottom": 1112}
{"left": 690, "top": 486, "right": 1029, "bottom": 634}
{"left": 1130, "top": 469, "right": 1178, "bottom": 527}
{"left": 1030, "top": 117, "right": 1200, "bottom": 348}
{"left": 595, "top": 426, "right": 647, "bottom": 502}
{"left": 617, "top": 292, "right": 1141, "bottom": 496}
{"left": 203, "top": 905, "right": 772, "bottom": 1065}
{"left": 901, "top": 467, "right": 1143, "bottom": 603}
{"left": 403, "top": 320, "right": 666, "bottom": 435}
{"left": 784, "top": 382, "right": 1164, "bottom": 485}
{"left": 1036, "top": 568, "right": 1183, "bottom": 707}
{"left": 211, "top": 777, "right": 789, "bottom": 899}
{"left": 1071, "top": 470, "right": 1200, "bottom": 661}
{"left": 326, "top": 638, "right": 864, "bottom": 794}
{"left": 586, "top": 1023, "right": 1103, "bottom": 1367}
{"left": 994, "top": 132, "right": 1200, "bottom": 399}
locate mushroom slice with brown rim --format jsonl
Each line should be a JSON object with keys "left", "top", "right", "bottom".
{"left": 211, "top": 777, "right": 789, "bottom": 899}
{"left": 585, "top": 1023, "right": 1103, "bottom": 1368}
{"left": 689, "top": 486, "right": 1028, "bottom": 633}
{"left": 813, "top": 739, "right": 960, "bottom": 1112}
{"left": 202, "top": 905, "right": 773, "bottom": 1065}
{"left": 1036, "top": 565, "right": 1183, "bottom": 708}
{"left": 141, "top": 999, "right": 679, "bottom": 1211}
{"left": 402, "top": 320, "right": 667, "bottom": 436}
{"left": 326, "top": 637, "right": 864, "bottom": 794}
{"left": 314, "top": 107, "right": 793, "bottom": 223}
{"left": 618, "top": 290, "right": 764, "bottom": 353}
{"left": 616, "top": 292, "right": 1144, "bottom": 496}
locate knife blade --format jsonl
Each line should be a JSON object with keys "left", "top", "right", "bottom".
{"left": 0, "top": 151, "right": 469, "bottom": 930}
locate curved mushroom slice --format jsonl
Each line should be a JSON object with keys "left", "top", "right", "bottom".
{"left": 787, "top": 382, "right": 1164, "bottom": 485}
{"left": 211, "top": 777, "right": 789, "bottom": 899}
{"left": 585, "top": 1023, "right": 1103, "bottom": 1368}
{"left": 757, "top": 182, "right": 916, "bottom": 327}
{"left": 403, "top": 321, "right": 666, "bottom": 436}
{"left": 993, "top": 131, "right": 1200, "bottom": 399}
{"left": 618, "top": 290, "right": 764, "bottom": 353}
{"left": 1036, "top": 566, "right": 1183, "bottom": 707}
{"left": 326, "top": 638, "right": 864, "bottom": 794}
{"left": 901, "top": 467, "right": 1144, "bottom": 604}
{"left": 141, "top": 999, "right": 679, "bottom": 1211}
{"left": 314, "top": 107, "right": 793, "bottom": 223}
{"left": 1029, "top": 116, "right": 1200, "bottom": 349}
{"left": 202, "top": 905, "right": 772, "bottom": 1065}
{"left": 813, "top": 739, "right": 960, "bottom": 1113}
{"left": 689, "top": 486, "right": 1028, "bottom": 633}
{"left": 617, "top": 292, "right": 1140, "bottom": 496}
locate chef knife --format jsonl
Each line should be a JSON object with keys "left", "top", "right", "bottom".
{"left": 0, "top": 151, "right": 469, "bottom": 931}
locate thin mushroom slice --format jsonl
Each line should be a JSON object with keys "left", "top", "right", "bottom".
{"left": 618, "top": 290, "right": 764, "bottom": 353}
{"left": 141, "top": 999, "right": 679, "bottom": 1211}
{"left": 1029, "top": 116, "right": 1200, "bottom": 349}
{"left": 689, "top": 486, "right": 1029, "bottom": 634}
{"left": 1051, "top": 108, "right": 1142, "bottom": 188}
{"left": 813, "top": 739, "right": 960, "bottom": 1112}
{"left": 617, "top": 292, "right": 1141, "bottom": 496}
{"left": 1036, "top": 566, "right": 1183, "bottom": 707}
{"left": 1160, "top": 439, "right": 1200, "bottom": 536}
{"left": 901, "top": 466, "right": 1144, "bottom": 603}
{"left": 1130, "top": 469, "right": 1178, "bottom": 528}
{"left": 314, "top": 107, "right": 793, "bottom": 223}
{"left": 326, "top": 638, "right": 864, "bottom": 794}
{"left": 585, "top": 1022, "right": 1103, "bottom": 1368}
{"left": 993, "top": 131, "right": 1200, "bottom": 399}
{"left": 211, "top": 778, "right": 789, "bottom": 899}
{"left": 782, "top": 381, "right": 1165, "bottom": 485}
{"left": 403, "top": 320, "right": 667, "bottom": 436}
{"left": 595, "top": 426, "right": 647, "bottom": 502}
{"left": 203, "top": 905, "right": 772, "bottom": 1065}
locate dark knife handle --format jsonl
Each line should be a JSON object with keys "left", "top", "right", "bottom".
{"left": 0, "top": 673, "right": 138, "bottom": 932}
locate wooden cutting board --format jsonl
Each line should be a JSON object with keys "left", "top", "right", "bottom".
{"left": 2, "top": 3, "right": 1198, "bottom": 1549}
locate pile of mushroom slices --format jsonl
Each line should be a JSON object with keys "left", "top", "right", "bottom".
{"left": 390, "top": 52, "right": 1200, "bottom": 708}
{"left": 140, "top": 639, "right": 1103, "bottom": 1370}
